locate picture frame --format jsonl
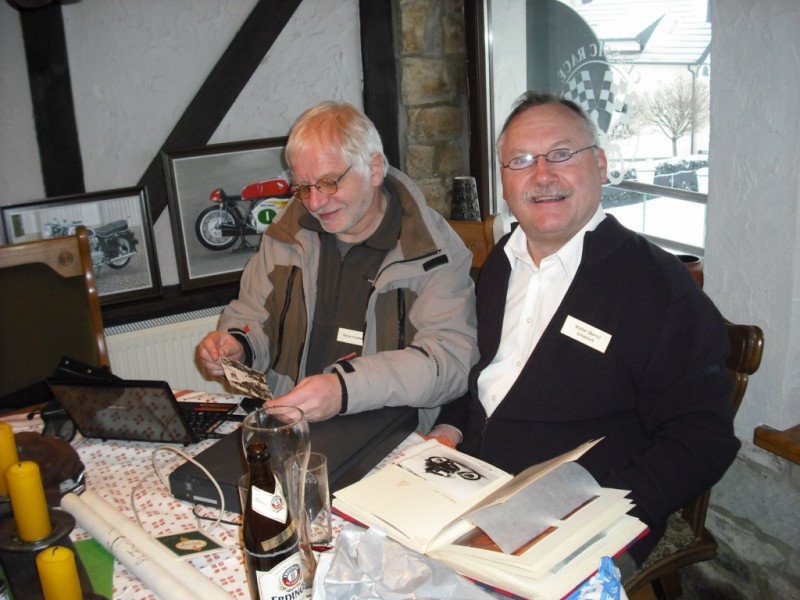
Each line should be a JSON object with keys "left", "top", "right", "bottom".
{"left": 1, "top": 187, "right": 161, "bottom": 305}
{"left": 163, "top": 137, "right": 290, "bottom": 290}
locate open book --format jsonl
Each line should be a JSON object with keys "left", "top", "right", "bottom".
{"left": 332, "top": 439, "right": 648, "bottom": 599}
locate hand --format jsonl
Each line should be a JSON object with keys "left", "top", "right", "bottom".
{"left": 422, "top": 424, "right": 462, "bottom": 449}
{"left": 197, "top": 331, "right": 244, "bottom": 377}
{"left": 270, "top": 374, "right": 342, "bottom": 422}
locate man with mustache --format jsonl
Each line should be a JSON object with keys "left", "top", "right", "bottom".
{"left": 198, "top": 101, "right": 477, "bottom": 429}
{"left": 428, "top": 92, "right": 739, "bottom": 569}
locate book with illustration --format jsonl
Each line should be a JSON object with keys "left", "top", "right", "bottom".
{"left": 332, "top": 438, "right": 647, "bottom": 599}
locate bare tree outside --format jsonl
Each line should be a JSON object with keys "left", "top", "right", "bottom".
{"left": 634, "top": 75, "right": 710, "bottom": 156}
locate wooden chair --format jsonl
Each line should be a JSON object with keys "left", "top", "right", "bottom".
{"left": 447, "top": 214, "right": 496, "bottom": 270}
{"left": 624, "top": 321, "right": 765, "bottom": 599}
{"left": 0, "top": 226, "right": 109, "bottom": 408}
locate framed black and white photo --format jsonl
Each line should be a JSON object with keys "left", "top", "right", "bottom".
{"left": 163, "top": 137, "right": 290, "bottom": 290}
{"left": 1, "top": 187, "right": 160, "bottom": 305}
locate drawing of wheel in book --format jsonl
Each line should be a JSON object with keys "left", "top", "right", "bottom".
{"left": 424, "top": 456, "right": 483, "bottom": 480}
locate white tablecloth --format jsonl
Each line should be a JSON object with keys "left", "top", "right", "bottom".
{"left": 4, "top": 391, "right": 421, "bottom": 600}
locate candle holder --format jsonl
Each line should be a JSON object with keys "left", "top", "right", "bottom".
{"left": 0, "top": 508, "right": 100, "bottom": 600}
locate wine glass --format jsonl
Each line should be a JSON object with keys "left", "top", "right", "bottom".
{"left": 241, "top": 406, "right": 316, "bottom": 591}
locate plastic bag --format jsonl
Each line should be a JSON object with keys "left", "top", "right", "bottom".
{"left": 565, "top": 556, "right": 628, "bottom": 600}
{"left": 312, "top": 524, "right": 497, "bottom": 599}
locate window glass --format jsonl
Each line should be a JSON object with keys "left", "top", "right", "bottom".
{"left": 487, "top": 0, "right": 710, "bottom": 253}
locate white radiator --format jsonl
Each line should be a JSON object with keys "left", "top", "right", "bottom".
{"left": 104, "top": 307, "right": 229, "bottom": 393}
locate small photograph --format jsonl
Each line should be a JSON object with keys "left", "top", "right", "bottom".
{"left": 1, "top": 187, "right": 160, "bottom": 304}
{"left": 399, "top": 445, "right": 502, "bottom": 499}
{"left": 219, "top": 357, "right": 274, "bottom": 400}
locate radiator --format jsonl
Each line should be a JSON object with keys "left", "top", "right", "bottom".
{"left": 104, "top": 307, "right": 229, "bottom": 393}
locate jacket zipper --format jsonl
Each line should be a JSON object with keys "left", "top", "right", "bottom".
{"left": 272, "top": 265, "right": 299, "bottom": 371}
{"left": 362, "top": 248, "right": 444, "bottom": 346}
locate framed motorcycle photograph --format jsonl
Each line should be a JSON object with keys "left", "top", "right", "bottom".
{"left": 0, "top": 187, "right": 161, "bottom": 305}
{"left": 162, "top": 136, "right": 290, "bottom": 290}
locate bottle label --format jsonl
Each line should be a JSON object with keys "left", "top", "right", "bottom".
{"left": 251, "top": 480, "right": 288, "bottom": 524}
{"left": 253, "top": 551, "right": 304, "bottom": 600}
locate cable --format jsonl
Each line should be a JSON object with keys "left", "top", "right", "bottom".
{"left": 127, "top": 445, "right": 229, "bottom": 538}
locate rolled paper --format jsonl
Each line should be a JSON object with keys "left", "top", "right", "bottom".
{"left": 61, "top": 492, "right": 233, "bottom": 600}
{"left": 5, "top": 461, "right": 52, "bottom": 541}
{"left": 0, "top": 421, "right": 19, "bottom": 496}
{"left": 79, "top": 490, "right": 233, "bottom": 600}
{"left": 35, "top": 546, "right": 83, "bottom": 600}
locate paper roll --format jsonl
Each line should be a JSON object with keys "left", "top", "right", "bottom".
{"left": 78, "top": 490, "right": 233, "bottom": 600}
{"left": 61, "top": 492, "right": 232, "bottom": 600}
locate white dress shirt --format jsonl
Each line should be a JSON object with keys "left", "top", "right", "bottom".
{"left": 477, "top": 206, "right": 606, "bottom": 417}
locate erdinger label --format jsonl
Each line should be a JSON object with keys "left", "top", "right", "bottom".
{"left": 251, "top": 481, "right": 288, "bottom": 524}
{"left": 254, "top": 553, "right": 304, "bottom": 600}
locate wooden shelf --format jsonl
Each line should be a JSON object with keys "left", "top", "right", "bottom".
{"left": 753, "top": 424, "right": 800, "bottom": 465}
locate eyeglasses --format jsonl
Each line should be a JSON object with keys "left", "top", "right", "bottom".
{"left": 501, "top": 145, "right": 597, "bottom": 171}
{"left": 290, "top": 166, "right": 352, "bottom": 200}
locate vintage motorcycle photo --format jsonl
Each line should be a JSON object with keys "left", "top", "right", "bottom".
{"left": 194, "top": 173, "right": 292, "bottom": 253}
{"left": 42, "top": 218, "right": 139, "bottom": 272}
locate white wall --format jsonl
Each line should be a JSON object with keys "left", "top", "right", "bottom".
{"left": 0, "top": 0, "right": 363, "bottom": 285}
{"left": 699, "top": 1, "right": 800, "bottom": 595}
{"left": 706, "top": 0, "right": 800, "bottom": 436}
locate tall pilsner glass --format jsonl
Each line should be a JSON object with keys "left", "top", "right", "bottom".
{"left": 241, "top": 406, "right": 316, "bottom": 594}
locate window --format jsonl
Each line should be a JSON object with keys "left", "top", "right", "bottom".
{"left": 485, "top": 0, "right": 711, "bottom": 255}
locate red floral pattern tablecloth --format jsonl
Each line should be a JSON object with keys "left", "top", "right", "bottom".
{"left": 3, "top": 391, "right": 418, "bottom": 600}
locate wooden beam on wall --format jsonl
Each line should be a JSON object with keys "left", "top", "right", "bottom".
{"left": 138, "top": 0, "right": 303, "bottom": 220}
{"left": 359, "top": 1, "right": 400, "bottom": 168}
{"left": 20, "top": 4, "right": 85, "bottom": 198}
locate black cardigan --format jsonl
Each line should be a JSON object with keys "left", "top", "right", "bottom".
{"left": 438, "top": 216, "right": 739, "bottom": 563}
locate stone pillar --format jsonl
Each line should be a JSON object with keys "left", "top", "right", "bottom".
{"left": 395, "top": 0, "right": 470, "bottom": 216}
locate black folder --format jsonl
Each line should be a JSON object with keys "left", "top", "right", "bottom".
{"left": 168, "top": 405, "right": 419, "bottom": 512}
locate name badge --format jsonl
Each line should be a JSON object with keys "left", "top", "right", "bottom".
{"left": 561, "top": 316, "right": 612, "bottom": 353}
{"left": 337, "top": 327, "right": 364, "bottom": 347}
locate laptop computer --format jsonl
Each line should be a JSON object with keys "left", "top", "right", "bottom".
{"left": 168, "top": 405, "right": 419, "bottom": 512}
{"left": 48, "top": 379, "right": 238, "bottom": 444}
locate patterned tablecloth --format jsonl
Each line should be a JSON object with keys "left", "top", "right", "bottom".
{"left": 2, "top": 391, "right": 421, "bottom": 600}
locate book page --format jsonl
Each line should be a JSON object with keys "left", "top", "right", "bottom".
{"left": 466, "top": 461, "right": 600, "bottom": 554}
{"left": 471, "top": 438, "right": 602, "bottom": 510}
{"left": 434, "top": 488, "right": 634, "bottom": 578}
{"left": 332, "top": 440, "right": 511, "bottom": 553}
{"left": 433, "top": 514, "right": 647, "bottom": 599}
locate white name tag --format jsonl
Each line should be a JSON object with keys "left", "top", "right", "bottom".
{"left": 337, "top": 327, "right": 364, "bottom": 347}
{"left": 561, "top": 316, "right": 612, "bottom": 353}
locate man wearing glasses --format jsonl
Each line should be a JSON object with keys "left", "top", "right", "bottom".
{"left": 428, "top": 92, "right": 739, "bottom": 567}
{"left": 198, "top": 101, "right": 477, "bottom": 429}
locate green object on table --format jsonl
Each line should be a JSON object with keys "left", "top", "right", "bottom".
{"left": 74, "top": 538, "right": 114, "bottom": 599}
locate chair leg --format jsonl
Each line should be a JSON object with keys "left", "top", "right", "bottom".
{"left": 651, "top": 572, "right": 683, "bottom": 600}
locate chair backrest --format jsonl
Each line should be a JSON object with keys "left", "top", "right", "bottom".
{"left": 447, "top": 214, "right": 496, "bottom": 270}
{"left": 681, "top": 320, "right": 764, "bottom": 534}
{"left": 0, "top": 226, "right": 109, "bottom": 403}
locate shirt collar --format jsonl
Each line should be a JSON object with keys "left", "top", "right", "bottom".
{"left": 504, "top": 204, "right": 606, "bottom": 278}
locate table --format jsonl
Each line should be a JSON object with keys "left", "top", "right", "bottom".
{"left": 2, "top": 391, "right": 422, "bottom": 600}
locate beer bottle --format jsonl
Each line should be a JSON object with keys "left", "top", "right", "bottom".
{"left": 243, "top": 441, "right": 304, "bottom": 600}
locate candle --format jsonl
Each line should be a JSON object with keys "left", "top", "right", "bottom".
{"left": 0, "top": 421, "right": 19, "bottom": 496}
{"left": 35, "top": 546, "right": 83, "bottom": 600}
{"left": 5, "top": 460, "right": 52, "bottom": 542}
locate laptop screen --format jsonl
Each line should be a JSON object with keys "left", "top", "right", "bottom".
{"left": 48, "top": 380, "right": 196, "bottom": 444}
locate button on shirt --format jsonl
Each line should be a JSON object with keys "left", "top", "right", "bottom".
{"left": 477, "top": 206, "right": 606, "bottom": 417}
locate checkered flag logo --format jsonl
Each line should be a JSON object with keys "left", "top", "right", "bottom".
{"left": 564, "top": 67, "right": 629, "bottom": 134}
